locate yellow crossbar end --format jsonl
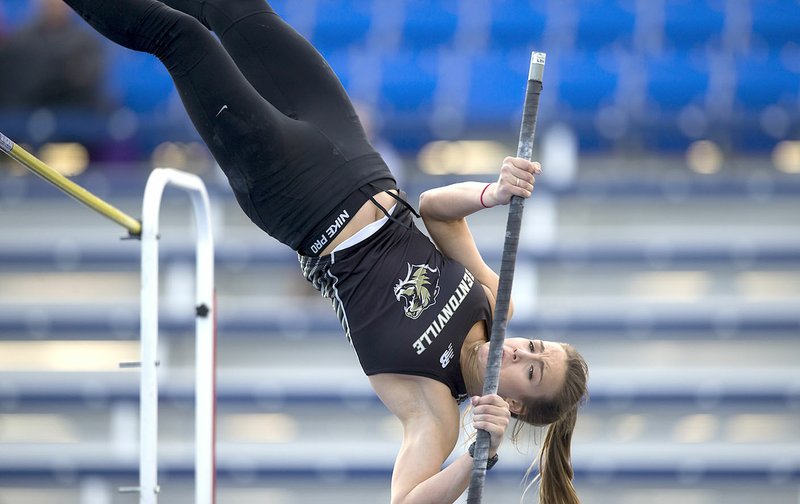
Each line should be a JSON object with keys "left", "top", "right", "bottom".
{"left": 1, "top": 131, "right": 142, "bottom": 236}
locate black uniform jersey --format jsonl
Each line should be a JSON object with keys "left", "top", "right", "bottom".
{"left": 300, "top": 204, "right": 493, "bottom": 403}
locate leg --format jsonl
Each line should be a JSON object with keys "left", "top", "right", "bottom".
{"left": 158, "top": 0, "right": 372, "bottom": 161}
{"left": 62, "top": 0, "right": 349, "bottom": 244}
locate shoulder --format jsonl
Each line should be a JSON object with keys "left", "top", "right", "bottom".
{"left": 368, "top": 374, "right": 460, "bottom": 432}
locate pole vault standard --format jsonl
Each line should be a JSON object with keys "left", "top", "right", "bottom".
{"left": 467, "top": 51, "right": 546, "bottom": 504}
{"left": 0, "top": 133, "right": 216, "bottom": 504}
{"left": 133, "top": 168, "right": 216, "bottom": 504}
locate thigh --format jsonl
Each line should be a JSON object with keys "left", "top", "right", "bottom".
{"left": 201, "top": 1, "right": 372, "bottom": 160}
{"left": 145, "top": 8, "right": 344, "bottom": 242}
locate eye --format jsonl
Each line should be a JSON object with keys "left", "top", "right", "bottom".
{"left": 528, "top": 365, "right": 534, "bottom": 380}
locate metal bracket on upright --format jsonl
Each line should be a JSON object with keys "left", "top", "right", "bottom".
{"left": 119, "top": 360, "right": 160, "bottom": 369}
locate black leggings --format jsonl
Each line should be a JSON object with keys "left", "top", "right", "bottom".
{"left": 63, "top": 0, "right": 395, "bottom": 253}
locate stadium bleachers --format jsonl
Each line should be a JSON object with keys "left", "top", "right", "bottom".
{"left": 0, "top": 0, "right": 796, "bottom": 152}
{"left": 750, "top": 0, "right": 800, "bottom": 52}
{"left": 488, "top": 0, "right": 547, "bottom": 52}
{"left": 573, "top": 0, "right": 637, "bottom": 51}
{"left": 662, "top": 0, "right": 727, "bottom": 53}
{"left": 2, "top": 158, "right": 799, "bottom": 503}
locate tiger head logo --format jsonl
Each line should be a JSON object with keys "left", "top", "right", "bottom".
{"left": 393, "top": 263, "right": 440, "bottom": 320}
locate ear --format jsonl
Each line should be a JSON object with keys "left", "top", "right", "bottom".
{"left": 506, "top": 397, "right": 524, "bottom": 416}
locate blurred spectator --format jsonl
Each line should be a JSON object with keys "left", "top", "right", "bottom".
{"left": 0, "top": 0, "right": 105, "bottom": 110}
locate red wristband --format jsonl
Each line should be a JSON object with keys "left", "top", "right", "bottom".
{"left": 479, "top": 183, "right": 492, "bottom": 208}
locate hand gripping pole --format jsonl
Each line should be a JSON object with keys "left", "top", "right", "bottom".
{"left": 466, "top": 51, "right": 546, "bottom": 504}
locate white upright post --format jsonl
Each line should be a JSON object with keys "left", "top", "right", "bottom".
{"left": 139, "top": 168, "right": 216, "bottom": 504}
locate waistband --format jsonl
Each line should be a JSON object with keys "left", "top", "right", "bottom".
{"left": 332, "top": 203, "right": 396, "bottom": 254}
{"left": 298, "top": 177, "right": 396, "bottom": 256}
{"left": 298, "top": 200, "right": 414, "bottom": 297}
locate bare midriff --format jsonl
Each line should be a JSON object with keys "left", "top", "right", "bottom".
{"left": 319, "top": 190, "right": 400, "bottom": 256}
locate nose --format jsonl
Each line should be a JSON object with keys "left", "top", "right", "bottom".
{"left": 511, "top": 345, "right": 535, "bottom": 362}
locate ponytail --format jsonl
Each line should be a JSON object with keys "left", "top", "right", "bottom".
{"left": 537, "top": 407, "right": 579, "bottom": 504}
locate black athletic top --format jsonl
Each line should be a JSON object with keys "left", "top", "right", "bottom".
{"left": 300, "top": 203, "right": 493, "bottom": 403}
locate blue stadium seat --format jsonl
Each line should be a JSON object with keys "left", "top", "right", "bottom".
{"left": 400, "top": 0, "right": 460, "bottom": 50}
{"left": 735, "top": 55, "right": 800, "bottom": 111}
{"left": 266, "top": 0, "right": 288, "bottom": 16}
{"left": 662, "top": 0, "right": 726, "bottom": 52}
{"left": 556, "top": 53, "right": 620, "bottom": 112}
{"left": 312, "top": 0, "right": 373, "bottom": 51}
{"left": 488, "top": 0, "right": 548, "bottom": 52}
{"left": 575, "top": 0, "right": 636, "bottom": 51}
{"left": 378, "top": 51, "right": 439, "bottom": 113}
{"left": 645, "top": 55, "right": 710, "bottom": 111}
{"left": 750, "top": 0, "right": 800, "bottom": 53}
{"left": 107, "top": 47, "right": 175, "bottom": 113}
{"left": 320, "top": 49, "right": 352, "bottom": 90}
{"left": 466, "top": 52, "right": 529, "bottom": 125}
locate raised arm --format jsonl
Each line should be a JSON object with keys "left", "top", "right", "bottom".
{"left": 418, "top": 156, "right": 541, "bottom": 300}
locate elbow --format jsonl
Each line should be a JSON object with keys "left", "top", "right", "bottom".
{"left": 418, "top": 189, "right": 432, "bottom": 217}
{"left": 391, "top": 492, "right": 435, "bottom": 504}
{"left": 390, "top": 491, "right": 414, "bottom": 504}
{"left": 419, "top": 187, "right": 448, "bottom": 221}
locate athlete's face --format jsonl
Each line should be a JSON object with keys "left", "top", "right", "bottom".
{"left": 476, "top": 337, "right": 568, "bottom": 415}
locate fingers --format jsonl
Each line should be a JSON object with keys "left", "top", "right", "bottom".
{"left": 471, "top": 394, "right": 509, "bottom": 408}
{"left": 501, "top": 157, "right": 541, "bottom": 198}
{"left": 507, "top": 156, "right": 542, "bottom": 175}
{"left": 470, "top": 394, "right": 511, "bottom": 441}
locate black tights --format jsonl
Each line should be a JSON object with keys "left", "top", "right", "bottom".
{"left": 63, "top": 0, "right": 394, "bottom": 252}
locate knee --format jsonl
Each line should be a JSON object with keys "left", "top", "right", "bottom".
{"left": 146, "top": 6, "right": 215, "bottom": 74}
{"left": 202, "top": 0, "right": 276, "bottom": 27}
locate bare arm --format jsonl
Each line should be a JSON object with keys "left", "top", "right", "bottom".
{"left": 418, "top": 157, "right": 541, "bottom": 305}
{"left": 370, "top": 375, "right": 510, "bottom": 504}
{"left": 390, "top": 396, "right": 511, "bottom": 504}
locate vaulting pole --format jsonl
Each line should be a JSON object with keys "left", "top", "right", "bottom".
{"left": 467, "top": 51, "right": 546, "bottom": 504}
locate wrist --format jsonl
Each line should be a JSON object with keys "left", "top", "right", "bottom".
{"left": 468, "top": 441, "right": 499, "bottom": 471}
{"left": 479, "top": 183, "right": 495, "bottom": 209}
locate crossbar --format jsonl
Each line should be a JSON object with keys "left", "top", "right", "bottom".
{"left": 0, "top": 131, "right": 141, "bottom": 235}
